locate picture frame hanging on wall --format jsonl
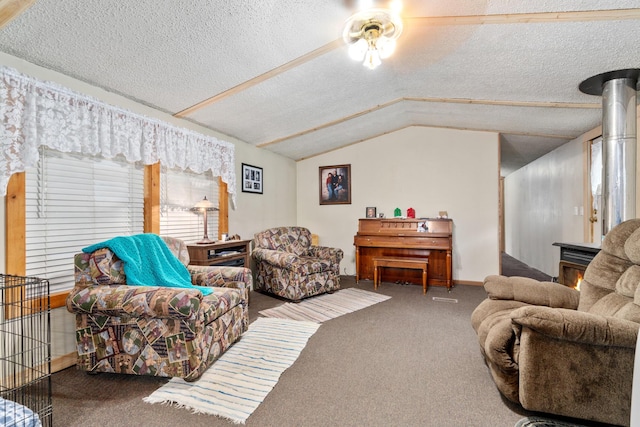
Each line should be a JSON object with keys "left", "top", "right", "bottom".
{"left": 319, "top": 164, "right": 351, "bottom": 205}
{"left": 242, "top": 163, "right": 263, "bottom": 194}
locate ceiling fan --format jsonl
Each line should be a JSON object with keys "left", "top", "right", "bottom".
{"left": 337, "top": 0, "right": 492, "bottom": 70}
{"left": 342, "top": 5, "right": 403, "bottom": 69}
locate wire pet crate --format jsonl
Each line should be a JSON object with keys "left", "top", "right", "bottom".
{"left": 1, "top": 274, "right": 52, "bottom": 427}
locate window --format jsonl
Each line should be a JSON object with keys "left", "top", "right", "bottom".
{"left": 22, "top": 150, "right": 220, "bottom": 296}
{"left": 25, "top": 148, "right": 144, "bottom": 294}
{"left": 160, "top": 166, "right": 219, "bottom": 243}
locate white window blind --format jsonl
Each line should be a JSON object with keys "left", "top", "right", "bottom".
{"left": 160, "top": 167, "right": 219, "bottom": 243}
{"left": 25, "top": 148, "right": 144, "bottom": 294}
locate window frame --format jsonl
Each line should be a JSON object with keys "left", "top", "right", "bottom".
{"left": 24, "top": 148, "right": 146, "bottom": 296}
{"left": 159, "top": 165, "right": 220, "bottom": 243}
{"left": 5, "top": 165, "right": 229, "bottom": 309}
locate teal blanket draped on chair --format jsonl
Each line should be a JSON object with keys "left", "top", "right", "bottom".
{"left": 83, "top": 233, "right": 213, "bottom": 296}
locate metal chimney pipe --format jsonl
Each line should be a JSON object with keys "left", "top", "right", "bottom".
{"left": 580, "top": 69, "right": 640, "bottom": 236}
{"left": 602, "top": 78, "right": 637, "bottom": 233}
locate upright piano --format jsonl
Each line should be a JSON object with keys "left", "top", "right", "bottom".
{"left": 354, "top": 218, "right": 453, "bottom": 290}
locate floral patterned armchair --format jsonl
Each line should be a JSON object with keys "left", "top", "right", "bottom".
{"left": 252, "top": 226, "right": 343, "bottom": 301}
{"left": 66, "top": 235, "right": 251, "bottom": 381}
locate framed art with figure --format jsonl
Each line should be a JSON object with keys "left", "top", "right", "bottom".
{"left": 319, "top": 164, "right": 351, "bottom": 205}
{"left": 242, "top": 163, "right": 263, "bottom": 194}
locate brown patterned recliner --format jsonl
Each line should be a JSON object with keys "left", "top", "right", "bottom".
{"left": 252, "top": 226, "right": 343, "bottom": 301}
{"left": 471, "top": 219, "right": 640, "bottom": 426}
{"left": 66, "top": 235, "right": 250, "bottom": 381}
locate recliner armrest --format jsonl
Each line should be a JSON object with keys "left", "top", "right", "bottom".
{"left": 252, "top": 247, "right": 334, "bottom": 274}
{"left": 512, "top": 305, "right": 638, "bottom": 348}
{"left": 306, "top": 245, "right": 344, "bottom": 262}
{"left": 484, "top": 275, "right": 579, "bottom": 309}
{"left": 188, "top": 265, "right": 253, "bottom": 289}
{"left": 251, "top": 247, "right": 299, "bottom": 267}
{"left": 66, "top": 284, "right": 203, "bottom": 319}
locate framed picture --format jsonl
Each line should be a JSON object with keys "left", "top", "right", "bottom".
{"left": 366, "top": 207, "right": 377, "bottom": 218}
{"left": 242, "top": 163, "right": 263, "bottom": 194}
{"left": 319, "top": 164, "right": 351, "bottom": 205}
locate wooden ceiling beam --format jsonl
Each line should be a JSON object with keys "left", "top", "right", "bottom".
{"left": 257, "top": 99, "right": 404, "bottom": 148}
{"left": 403, "top": 97, "right": 600, "bottom": 109}
{"left": 408, "top": 8, "right": 640, "bottom": 26}
{"left": 258, "top": 97, "right": 599, "bottom": 148}
{"left": 0, "top": 0, "right": 35, "bottom": 29}
{"left": 174, "top": 39, "right": 343, "bottom": 118}
{"left": 292, "top": 124, "right": 574, "bottom": 162}
{"left": 175, "top": 8, "right": 632, "bottom": 118}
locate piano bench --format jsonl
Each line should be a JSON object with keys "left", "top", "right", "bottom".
{"left": 373, "top": 257, "right": 429, "bottom": 294}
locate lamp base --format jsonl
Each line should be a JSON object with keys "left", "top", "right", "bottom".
{"left": 196, "top": 237, "right": 216, "bottom": 244}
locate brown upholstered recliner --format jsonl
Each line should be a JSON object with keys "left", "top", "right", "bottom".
{"left": 471, "top": 219, "right": 640, "bottom": 426}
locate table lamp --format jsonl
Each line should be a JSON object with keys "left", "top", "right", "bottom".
{"left": 192, "top": 196, "right": 219, "bottom": 244}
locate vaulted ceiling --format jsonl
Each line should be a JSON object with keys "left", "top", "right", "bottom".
{"left": 1, "top": 1, "right": 639, "bottom": 175}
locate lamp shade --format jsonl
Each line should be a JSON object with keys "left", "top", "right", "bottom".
{"left": 349, "top": 38, "right": 368, "bottom": 61}
{"left": 194, "top": 196, "right": 217, "bottom": 210}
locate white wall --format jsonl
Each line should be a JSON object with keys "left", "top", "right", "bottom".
{"left": 504, "top": 112, "right": 640, "bottom": 278}
{"left": 231, "top": 145, "right": 297, "bottom": 240}
{"left": 0, "top": 53, "right": 297, "bottom": 361}
{"left": 504, "top": 137, "right": 585, "bottom": 277}
{"left": 297, "top": 126, "right": 501, "bottom": 283}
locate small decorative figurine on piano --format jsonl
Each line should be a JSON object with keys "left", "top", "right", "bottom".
{"left": 407, "top": 207, "right": 415, "bottom": 218}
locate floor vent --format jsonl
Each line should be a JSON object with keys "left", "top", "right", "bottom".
{"left": 432, "top": 297, "right": 458, "bottom": 303}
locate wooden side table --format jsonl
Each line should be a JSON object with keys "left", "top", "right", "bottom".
{"left": 373, "top": 257, "right": 429, "bottom": 294}
{"left": 187, "top": 239, "right": 252, "bottom": 267}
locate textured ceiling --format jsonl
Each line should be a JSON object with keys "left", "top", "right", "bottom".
{"left": 1, "top": 0, "right": 639, "bottom": 175}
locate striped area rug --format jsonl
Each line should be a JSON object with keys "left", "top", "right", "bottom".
{"left": 258, "top": 287, "right": 391, "bottom": 322}
{"left": 144, "top": 317, "right": 320, "bottom": 424}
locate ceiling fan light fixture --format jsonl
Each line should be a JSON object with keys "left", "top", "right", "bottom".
{"left": 343, "top": 7, "right": 403, "bottom": 70}
{"left": 376, "top": 36, "right": 396, "bottom": 58}
{"left": 364, "top": 49, "right": 382, "bottom": 70}
{"left": 349, "top": 38, "right": 368, "bottom": 61}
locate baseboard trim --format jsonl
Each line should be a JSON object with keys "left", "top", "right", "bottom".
{"left": 52, "top": 352, "right": 77, "bottom": 373}
{"left": 454, "top": 280, "right": 483, "bottom": 287}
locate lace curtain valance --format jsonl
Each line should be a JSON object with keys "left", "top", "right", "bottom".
{"left": 0, "top": 66, "right": 236, "bottom": 206}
